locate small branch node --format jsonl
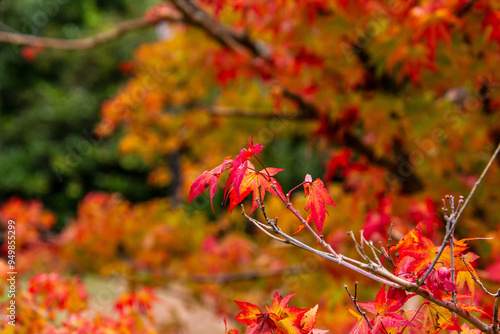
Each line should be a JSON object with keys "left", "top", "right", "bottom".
{"left": 345, "top": 282, "right": 373, "bottom": 330}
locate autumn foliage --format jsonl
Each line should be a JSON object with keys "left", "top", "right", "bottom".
{"left": 188, "top": 139, "right": 495, "bottom": 333}
{"left": 3, "top": 0, "right": 500, "bottom": 333}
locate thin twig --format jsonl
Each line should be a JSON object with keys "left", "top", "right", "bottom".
{"left": 461, "top": 258, "right": 497, "bottom": 297}
{"left": 242, "top": 204, "right": 403, "bottom": 288}
{"left": 380, "top": 222, "right": 396, "bottom": 267}
{"left": 418, "top": 142, "right": 500, "bottom": 286}
{"left": 347, "top": 231, "right": 371, "bottom": 262}
{"left": 345, "top": 282, "right": 373, "bottom": 330}
{"left": 368, "top": 241, "right": 383, "bottom": 267}
{"left": 493, "top": 291, "right": 500, "bottom": 332}
{"left": 242, "top": 207, "right": 288, "bottom": 243}
{"left": 446, "top": 196, "right": 458, "bottom": 306}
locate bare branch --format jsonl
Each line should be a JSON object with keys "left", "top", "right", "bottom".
{"left": 419, "top": 141, "right": 500, "bottom": 286}
{"left": 0, "top": 14, "right": 182, "bottom": 50}
{"left": 345, "top": 282, "right": 373, "bottom": 330}
{"left": 347, "top": 231, "right": 372, "bottom": 263}
{"left": 206, "top": 106, "right": 303, "bottom": 120}
{"left": 168, "top": 0, "right": 424, "bottom": 192}
{"left": 170, "top": 0, "right": 251, "bottom": 54}
{"left": 241, "top": 206, "right": 288, "bottom": 243}
{"left": 240, "top": 197, "right": 493, "bottom": 333}
{"left": 242, "top": 203, "right": 404, "bottom": 288}
{"left": 368, "top": 241, "right": 383, "bottom": 268}
{"left": 461, "top": 257, "right": 497, "bottom": 297}
{"left": 493, "top": 291, "right": 500, "bottom": 333}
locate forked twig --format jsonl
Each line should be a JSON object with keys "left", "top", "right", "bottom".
{"left": 461, "top": 258, "right": 497, "bottom": 297}
{"left": 418, "top": 142, "right": 500, "bottom": 286}
{"left": 368, "top": 241, "right": 383, "bottom": 267}
{"left": 347, "top": 231, "right": 371, "bottom": 262}
{"left": 241, "top": 204, "right": 403, "bottom": 288}
{"left": 241, "top": 195, "right": 495, "bottom": 332}
{"left": 345, "top": 282, "right": 373, "bottom": 330}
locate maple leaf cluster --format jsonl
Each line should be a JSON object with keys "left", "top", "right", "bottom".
{"left": 231, "top": 290, "right": 328, "bottom": 334}
{"left": 345, "top": 224, "right": 484, "bottom": 333}
{"left": 390, "top": 227, "right": 480, "bottom": 300}
{"left": 189, "top": 139, "right": 335, "bottom": 234}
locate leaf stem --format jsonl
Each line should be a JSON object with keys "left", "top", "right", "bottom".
{"left": 286, "top": 181, "right": 307, "bottom": 200}
{"left": 252, "top": 154, "right": 272, "bottom": 180}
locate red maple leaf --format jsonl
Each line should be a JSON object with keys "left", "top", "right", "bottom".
{"left": 224, "top": 138, "right": 263, "bottom": 202}
{"left": 227, "top": 162, "right": 284, "bottom": 213}
{"left": 358, "top": 286, "right": 409, "bottom": 316}
{"left": 189, "top": 156, "right": 233, "bottom": 211}
{"left": 303, "top": 174, "right": 336, "bottom": 234}
{"left": 390, "top": 227, "right": 437, "bottom": 274}
{"left": 357, "top": 286, "right": 414, "bottom": 333}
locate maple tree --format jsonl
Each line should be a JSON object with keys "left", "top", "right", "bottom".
{"left": 3, "top": 0, "right": 500, "bottom": 333}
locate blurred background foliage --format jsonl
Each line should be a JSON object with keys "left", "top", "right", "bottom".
{"left": 1, "top": 0, "right": 182, "bottom": 225}
{"left": 0, "top": 0, "right": 322, "bottom": 226}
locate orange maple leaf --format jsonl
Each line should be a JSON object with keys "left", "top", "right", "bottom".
{"left": 356, "top": 286, "right": 413, "bottom": 333}
{"left": 390, "top": 226, "right": 480, "bottom": 298}
{"left": 228, "top": 162, "right": 284, "bottom": 213}
{"left": 234, "top": 290, "right": 328, "bottom": 334}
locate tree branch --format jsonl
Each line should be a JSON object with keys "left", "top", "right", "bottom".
{"left": 170, "top": 0, "right": 424, "bottom": 192}
{"left": 0, "top": 1, "right": 425, "bottom": 192}
{"left": 419, "top": 141, "right": 500, "bottom": 286}
{"left": 206, "top": 106, "right": 303, "bottom": 120}
{"left": 241, "top": 200, "right": 493, "bottom": 333}
{"left": 345, "top": 282, "right": 373, "bottom": 330}
{"left": 241, "top": 205, "right": 402, "bottom": 289}
{"left": 0, "top": 14, "right": 182, "bottom": 50}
